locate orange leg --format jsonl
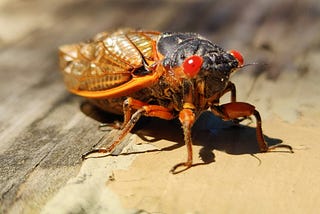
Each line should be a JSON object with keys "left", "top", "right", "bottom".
{"left": 82, "top": 97, "right": 174, "bottom": 158}
{"left": 122, "top": 97, "right": 147, "bottom": 127}
{"left": 97, "top": 98, "right": 150, "bottom": 131}
{"left": 220, "top": 82, "right": 252, "bottom": 124}
{"left": 211, "top": 102, "right": 293, "bottom": 152}
{"left": 170, "top": 108, "right": 195, "bottom": 174}
{"left": 100, "top": 97, "right": 173, "bottom": 129}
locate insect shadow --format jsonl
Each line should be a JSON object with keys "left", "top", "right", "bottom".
{"left": 80, "top": 101, "right": 283, "bottom": 165}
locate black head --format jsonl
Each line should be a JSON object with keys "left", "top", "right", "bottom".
{"left": 157, "top": 32, "right": 243, "bottom": 98}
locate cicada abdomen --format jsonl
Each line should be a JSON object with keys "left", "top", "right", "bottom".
{"left": 59, "top": 29, "right": 160, "bottom": 95}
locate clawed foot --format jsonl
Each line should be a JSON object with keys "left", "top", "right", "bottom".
{"left": 266, "top": 144, "right": 294, "bottom": 153}
{"left": 170, "top": 161, "right": 192, "bottom": 174}
{"left": 81, "top": 148, "right": 110, "bottom": 160}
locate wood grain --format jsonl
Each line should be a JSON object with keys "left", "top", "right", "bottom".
{"left": 0, "top": 0, "right": 319, "bottom": 213}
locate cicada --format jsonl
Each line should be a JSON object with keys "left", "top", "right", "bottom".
{"left": 59, "top": 29, "right": 292, "bottom": 173}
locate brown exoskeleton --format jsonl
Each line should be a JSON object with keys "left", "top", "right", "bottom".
{"left": 59, "top": 29, "right": 293, "bottom": 173}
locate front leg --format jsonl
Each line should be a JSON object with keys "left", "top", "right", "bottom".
{"left": 170, "top": 104, "right": 196, "bottom": 174}
{"left": 211, "top": 102, "right": 293, "bottom": 152}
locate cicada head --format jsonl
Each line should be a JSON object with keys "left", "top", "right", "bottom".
{"left": 157, "top": 32, "right": 243, "bottom": 98}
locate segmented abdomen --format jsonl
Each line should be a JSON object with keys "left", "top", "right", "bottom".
{"left": 59, "top": 29, "right": 160, "bottom": 93}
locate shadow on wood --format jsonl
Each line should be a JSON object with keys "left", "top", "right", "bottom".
{"left": 80, "top": 102, "right": 288, "bottom": 168}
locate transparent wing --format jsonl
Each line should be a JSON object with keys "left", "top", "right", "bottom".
{"left": 59, "top": 30, "right": 160, "bottom": 96}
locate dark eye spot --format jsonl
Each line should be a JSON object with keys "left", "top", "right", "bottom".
{"left": 179, "top": 53, "right": 186, "bottom": 60}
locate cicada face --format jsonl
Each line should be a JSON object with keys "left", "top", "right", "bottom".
{"left": 157, "top": 32, "right": 242, "bottom": 99}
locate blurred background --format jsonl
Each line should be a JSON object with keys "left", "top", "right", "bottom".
{"left": 1, "top": 0, "right": 319, "bottom": 78}
{"left": 0, "top": 0, "right": 319, "bottom": 213}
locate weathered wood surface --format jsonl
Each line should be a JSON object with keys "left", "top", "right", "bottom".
{"left": 0, "top": 0, "right": 320, "bottom": 213}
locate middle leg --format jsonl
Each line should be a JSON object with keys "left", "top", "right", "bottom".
{"left": 83, "top": 97, "right": 175, "bottom": 158}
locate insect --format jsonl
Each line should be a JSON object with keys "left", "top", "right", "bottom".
{"left": 59, "top": 29, "right": 293, "bottom": 173}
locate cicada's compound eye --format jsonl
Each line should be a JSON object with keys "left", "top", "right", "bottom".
{"left": 229, "top": 50, "right": 244, "bottom": 67}
{"left": 182, "top": 55, "right": 203, "bottom": 78}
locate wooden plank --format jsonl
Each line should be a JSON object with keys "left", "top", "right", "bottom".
{"left": 0, "top": 0, "right": 320, "bottom": 213}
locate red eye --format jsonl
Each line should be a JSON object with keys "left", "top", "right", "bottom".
{"left": 229, "top": 50, "right": 244, "bottom": 67}
{"left": 182, "top": 55, "right": 203, "bottom": 78}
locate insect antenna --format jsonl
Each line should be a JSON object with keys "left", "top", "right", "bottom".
{"left": 239, "top": 61, "right": 266, "bottom": 68}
